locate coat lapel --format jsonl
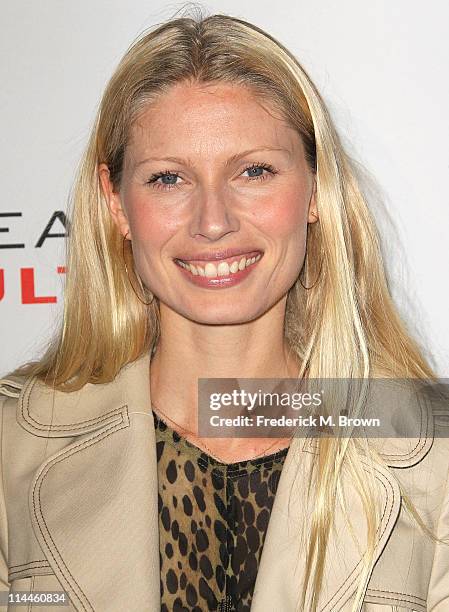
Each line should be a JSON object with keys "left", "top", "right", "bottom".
{"left": 21, "top": 353, "right": 160, "bottom": 612}
{"left": 251, "top": 379, "right": 434, "bottom": 612}
{"left": 250, "top": 437, "right": 401, "bottom": 612}
{"left": 16, "top": 354, "right": 434, "bottom": 612}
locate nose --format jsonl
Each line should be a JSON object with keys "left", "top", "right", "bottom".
{"left": 188, "top": 184, "right": 240, "bottom": 241}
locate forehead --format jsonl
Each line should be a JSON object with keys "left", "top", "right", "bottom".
{"left": 126, "top": 81, "right": 304, "bottom": 160}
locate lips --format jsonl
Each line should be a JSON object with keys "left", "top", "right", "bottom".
{"left": 174, "top": 249, "right": 264, "bottom": 288}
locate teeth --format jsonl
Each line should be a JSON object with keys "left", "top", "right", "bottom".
{"left": 204, "top": 262, "right": 217, "bottom": 278}
{"left": 178, "top": 254, "right": 262, "bottom": 278}
{"left": 217, "top": 261, "right": 230, "bottom": 276}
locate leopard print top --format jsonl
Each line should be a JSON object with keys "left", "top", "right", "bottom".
{"left": 152, "top": 409, "right": 289, "bottom": 612}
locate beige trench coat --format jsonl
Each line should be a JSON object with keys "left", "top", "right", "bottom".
{"left": 1, "top": 352, "right": 448, "bottom": 611}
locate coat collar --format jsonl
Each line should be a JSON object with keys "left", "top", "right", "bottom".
{"left": 10, "top": 352, "right": 434, "bottom": 469}
{"left": 2, "top": 354, "right": 435, "bottom": 611}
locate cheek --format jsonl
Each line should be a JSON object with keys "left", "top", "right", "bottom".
{"left": 123, "top": 192, "right": 180, "bottom": 243}
{"left": 120, "top": 194, "right": 177, "bottom": 280}
{"left": 253, "top": 188, "right": 308, "bottom": 239}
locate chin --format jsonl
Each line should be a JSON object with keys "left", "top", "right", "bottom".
{"left": 178, "top": 301, "right": 266, "bottom": 325}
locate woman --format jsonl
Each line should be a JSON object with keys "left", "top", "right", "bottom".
{"left": 1, "top": 12, "right": 448, "bottom": 612}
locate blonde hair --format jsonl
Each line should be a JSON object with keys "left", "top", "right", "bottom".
{"left": 10, "top": 9, "right": 441, "bottom": 611}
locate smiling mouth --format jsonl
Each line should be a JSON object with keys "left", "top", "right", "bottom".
{"left": 174, "top": 252, "right": 263, "bottom": 278}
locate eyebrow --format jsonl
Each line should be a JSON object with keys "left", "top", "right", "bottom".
{"left": 132, "top": 146, "right": 291, "bottom": 171}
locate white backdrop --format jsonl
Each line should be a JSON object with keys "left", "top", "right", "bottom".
{"left": 1, "top": 0, "right": 448, "bottom": 377}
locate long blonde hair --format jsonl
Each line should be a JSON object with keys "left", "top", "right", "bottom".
{"left": 10, "top": 9, "right": 441, "bottom": 611}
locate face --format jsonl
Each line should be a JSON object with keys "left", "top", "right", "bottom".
{"left": 99, "top": 80, "right": 318, "bottom": 324}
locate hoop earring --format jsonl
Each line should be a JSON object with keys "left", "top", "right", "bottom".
{"left": 298, "top": 253, "right": 323, "bottom": 290}
{"left": 122, "top": 232, "right": 155, "bottom": 306}
{"left": 298, "top": 210, "right": 322, "bottom": 290}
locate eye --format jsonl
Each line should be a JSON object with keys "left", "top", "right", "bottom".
{"left": 146, "top": 170, "right": 182, "bottom": 190}
{"left": 241, "top": 162, "right": 277, "bottom": 181}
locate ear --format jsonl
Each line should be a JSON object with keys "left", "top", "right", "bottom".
{"left": 307, "top": 176, "right": 319, "bottom": 224}
{"left": 98, "top": 163, "right": 132, "bottom": 239}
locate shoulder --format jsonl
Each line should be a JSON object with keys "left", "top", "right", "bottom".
{"left": 0, "top": 373, "right": 26, "bottom": 399}
{"left": 0, "top": 372, "right": 38, "bottom": 452}
{"left": 411, "top": 379, "right": 449, "bottom": 477}
{"left": 0, "top": 353, "right": 151, "bottom": 440}
{"left": 0, "top": 373, "right": 28, "bottom": 434}
{"left": 384, "top": 380, "right": 449, "bottom": 516}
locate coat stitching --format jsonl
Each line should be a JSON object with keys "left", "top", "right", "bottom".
{"left": 9, "top": 562, "right": 53, "bottom": 580}
{"left": 21, "top": 377, "right": 127, "bottom": 430}
{"left": 373, "top": 395, "right": 425, "bottom": 459}
{"left": 366, "top": 588, "right": 426, "bottom": 604}
{"left": 304, "top": 394, "right": 432, "bottom": 465}
{"left": 31, "top": 416, "right": 129, "bottom": 611}
{"left": 379, "top": 395, "right": 431, "bottom": 462}
{"left": 9, "top": 560, "right": 49, "bottom": 568}
{"left": 9, "top": 567, "right": 52, "bottom": 577}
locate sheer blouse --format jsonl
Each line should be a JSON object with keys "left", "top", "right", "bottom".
{"left": 152, "top": 409, "right": 289, "bottom": 612}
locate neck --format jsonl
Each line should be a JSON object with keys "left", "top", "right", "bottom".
{"left": 149, "top": 296, "right": 301, "bottom": 434}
